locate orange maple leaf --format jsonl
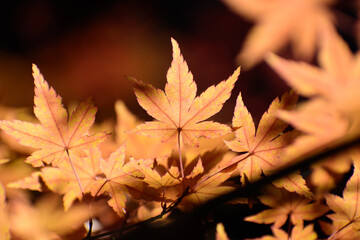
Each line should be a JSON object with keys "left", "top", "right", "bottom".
{"left": 325, "top": 153, "right": 360, "bottom": 240}
{"left": 130, "top": 39, "right": 239, "bottom": 147}
{"left": 266, "top": 27, "right": 360, "bottom": 122}
{"left": 115, "top": 100, "right": 173, "bottom": 160}
{"left": 8, "top": 194, "right": 95, "bottom": 240}
{"left": 129, "top": 38, "right": 239, "bottom": 177}
{"left": 249, "top": 224, "right": 317, "bottom": 240}
{"left": 222, "top": 0, "right": 335, "bottom": 68}
{"left": 245, "top": 185, "right": 328, "bottom": 228}
{"left": 266, "top": 28, "right": 357, "bottom": 194}
{"left": 224, "top": 91, "right": 312, "bottom": 197}
{"left": 0, "top": 65, "right": 108, "bottom": 168}
{"left": 8, "top": 148, "right": 102, "bottom": 210}
{"left": 88, "top": 144, "right": 151, "bottom": 216}
{"left": 9, "top": 144, "right": 148, "bottom": 216}
{"left": 127, "top": 151, "right": 235, "bottom": 210}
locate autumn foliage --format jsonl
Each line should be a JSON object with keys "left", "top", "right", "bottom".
{"left": 1, "top": 1, "right": 360, "bottom": 239}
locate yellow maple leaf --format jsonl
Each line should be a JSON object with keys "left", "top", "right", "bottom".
{"left": 266, "top": 27, "right": 360, "bottom": 123}
{"left": 249, "top": 224, "right": 317, "bottom": 240}
{"left": 325, "top": 152, "right": 360, "bottom": 240}
{"left": 9, "top": 194, "right": 94, "bottom": 240}
{"left": 129, "top": 38, "right": 239, "bottom": 178}
{"left": 115, "top": 100, "right": 173, "bottom": 160}
{"left": 245, "top": 185, "right": 328, "bottom": 228}
{"left": 88, "top": 144, "right": 151, "bottom": 216}
{"left": 266, "top": 28, "right": 358, "bottom": 196}
{"left": 0, "top": 65, "right": 109, "bottom": 168}
{"left": 130, "top": 38, "right": 239, "bottom": 147}
{"left": 222, "top": 0, "right": 335, "bottom": 68}
{"left": 9, "top": 149, "right": 102, "bottom": 210}
{"left": 224, "top": 91, "right": 312, "bottom": 197}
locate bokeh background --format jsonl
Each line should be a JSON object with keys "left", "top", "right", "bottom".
{"left": 0, "top": 0, "right": 292, "bottom": 124}
{"left": 0, "top": 1, "right": 359, "bottom": 239}
{"left": 0, "top": 1, "right": 358, "bottom": 124}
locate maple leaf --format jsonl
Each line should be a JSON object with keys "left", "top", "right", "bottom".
{"left": 325, "top": 153, "right": 360, "bottom": 240}
{"left": 266, "top": 28, "right": 358, "bottom": 194}
{"left": 309, "top": 154, "right": 352, "bottom": 196}
{"left": 276, "top": 99, "right": 350, "bottom": 188}
{"left": 224, "top": 91, "right": 312, "bottom": 197}
{"left": 222, "top": 0, "right": 335, "bottom": 68}
{"left": 9, "top": 144, "right": 148, "bottom": 215}
{"left": 115, "top": 100, "right": 173, "bottom": 159}
{"left": 8, "top": 194, "right": 96, "bottom": 240}
{"left": 266, "top": 27, "right": 360, "bottom": 123}
{"left": 248, "top": 224, "right": 317, "bottom": 240}
{"left": 129, "top": 38, "right": 240, "bottom": 148}
{"left": 128, "top": 151, "right": 235, "bottom": 210}
{"left": 130, "top": 38, "right": 239, "bottom": 178}
{"left": 245, "top": 185, "right": 328, "bottom": 228}
{"left": 183, "top": 167, "right": 234, "bottom": 206}
{"left": 0, "top": 64, "right": 109, "bottom": 168}
{"left": 88, "top": 144, "right": 152, "bottom": 216}
{"left": 130, "top": 156, "right": 181, "bottom": 190}
{"left": 9, "top": 149, "right": 102, "bottom": 210}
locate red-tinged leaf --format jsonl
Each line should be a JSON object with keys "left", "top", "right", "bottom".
{"left": 130, "top": 38, "right": 240, "bottom": 147}
{"left": 245, "top": 185, "right": 328, "bottom": 228}
{"left": 0, "top": 65, "right": 109, "bottom": 167}
{"left": 248, "top": 224, "right": 317, "bottom": 240}
{"left": 266, "top": 27, "right": 360, "bottom": 120}
{"left": 183, "top": 160, "right": 234, "bottom": 206}
{"left": 224, "top": 91, "right": 312, "bottom": 197}
{"left": 223, "top": 0, "right": 335, "bottom": 68}
{"left": 187, "top": 158, "right": 204, "bottom": 179}
{"left": 7, "top": 172, "right": 42, "bottom": 191}
{"left": 9, "top": 147, "right": 103, "bottom": 210}
{"left": 318, "top": 26, "right": 357, "bottom": 80}
{"left": 115, "top": 100, "right": 173, "bottom": 159}
{"left": 266, "top": 53, "right": 331, "bottom": 97}
{"left": 89, "top": 143, "right": 150, "bottom": 216}
{"left": 9, "top": 194, "right": 96, "bottom": 240}
{"left": 325, "top": 152, "right": 360, "bottom": 239}
{"left": 41, "top": 151, "right": 102, "bottom": 210}
{"left": 130, "top": 157, "right": 181, "bottom": 190}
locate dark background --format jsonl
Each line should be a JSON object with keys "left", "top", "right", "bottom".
{"left": 0, "top": 1, "right": 358, "bottom": 239}
{"left": 0, "top": 0, "right": 292, "bottom": 125}
{"left": 0, "top": 1, "right": 357, "bottom": 124}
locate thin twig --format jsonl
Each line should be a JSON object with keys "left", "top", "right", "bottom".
{"left": 86, "top": 187, "right": 190, "bottom": 240}
{"left": 86, "top": 132, "right": 360, "bottom": 240}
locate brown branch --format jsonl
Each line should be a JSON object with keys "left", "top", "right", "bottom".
{"left": 85, "top": 187, "right": 190, "bottom": 240}
{"left": 85, "top": 132, "right": 360, "bottom": 240}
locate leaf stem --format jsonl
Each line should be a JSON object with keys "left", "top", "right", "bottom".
{"left": 66, "top": 149, "right": 84, "bottom": 194}
{"left": 178, "top": 131, "right": 185, "bottom": 179}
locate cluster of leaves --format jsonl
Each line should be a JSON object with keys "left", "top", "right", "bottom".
{"left": 1, "top": 1, "right": 360, "bottom": 239}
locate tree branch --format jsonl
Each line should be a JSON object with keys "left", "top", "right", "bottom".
{"left": 86, "top": 132, "right": 360, "bottom": 240}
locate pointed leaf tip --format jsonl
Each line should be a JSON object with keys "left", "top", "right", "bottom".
{"left": 233, "top": 67, "right": 241, "bottom": 79}
{"left": 32, "top": 63, "right": 40, "bottom": 75}
{"left": 171, "top": 38, "right": 181, "bottom": 57}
